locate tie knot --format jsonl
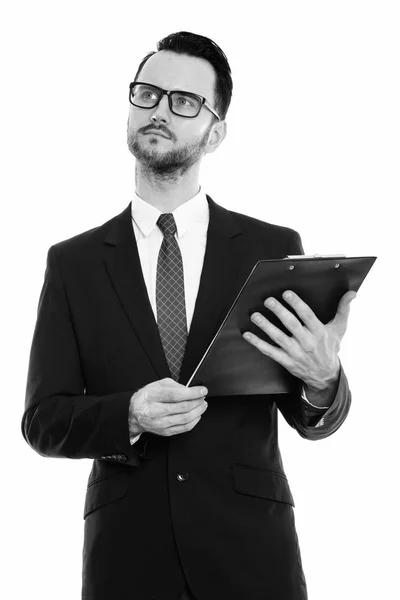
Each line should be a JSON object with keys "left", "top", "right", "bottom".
{"left": 157, "top": 213, "right": 177, "bottom": 237}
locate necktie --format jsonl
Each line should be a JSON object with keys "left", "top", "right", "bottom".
{"left": 156, "top": 213, "right": 188, "bottom": 381}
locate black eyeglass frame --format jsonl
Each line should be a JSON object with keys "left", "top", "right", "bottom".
{"left": 129, "top": 81, "right": 221, "bottom": 121}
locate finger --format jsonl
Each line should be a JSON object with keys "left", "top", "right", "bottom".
{"left": 184, "top": 400, "right": 208, "bottom": 419}
{"left": 252, "top": 298, "right": 312, "bottom": 346}
{"left": 168, "top": 398, "right": 207, "bottom": 415}
{"left": 250, "top": 312, "right": 294, "bottom": 351}
{"left": 165, "top": 401, "right": 208, "bottom": 429}
{"left": 165, "top": 414, "right": 203, "bottom": 436}
{"left": 277, "top": 291, "right": 323, "bottom": 335}
{"left": 331, "top": 290, "right": 357, "bottom": 331}
{"left": 160, "top": 382, "right": 208, "bottom": 402}
{"left": 243, "top": 331, "right": 293, "bottom": 371}
{"left": 336, "top": 291, "right": 357, "bottom": 317}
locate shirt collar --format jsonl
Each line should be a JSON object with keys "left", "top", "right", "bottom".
{"left": 131, "top": 187, "right": 209, "bottom": 238}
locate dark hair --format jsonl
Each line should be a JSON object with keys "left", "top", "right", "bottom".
{"left": 133, "top": 31, "right": 233, "bottom": 120}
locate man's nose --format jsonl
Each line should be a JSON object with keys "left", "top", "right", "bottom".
{"left": 150, "top": 94, "right": 170, "bottom": 123}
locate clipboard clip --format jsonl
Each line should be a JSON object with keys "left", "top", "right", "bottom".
{"left": 285, "top": 254, "right": 346, "bottom": 259}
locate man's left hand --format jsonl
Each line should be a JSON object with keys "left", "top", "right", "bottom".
{"left": 243, "top": 290, "right": 357, "bottom": 393}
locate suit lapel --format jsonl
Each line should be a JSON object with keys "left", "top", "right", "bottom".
{"left": 102, "top": 196, "right": 246, "bottom": 385}
{"left": 179, "top": 196, "right": 245, "bottom": 385}
{"left": 103, "top": 203, "right": 170, "bottom": 379}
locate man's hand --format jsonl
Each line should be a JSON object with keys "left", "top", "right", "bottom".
{"left": 243, "top": 290, "right": 357, "bottom": 392}
{"left": 129, "top": 378, "right": 208, "bottom": 437}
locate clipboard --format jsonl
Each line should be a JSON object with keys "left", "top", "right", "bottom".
{"left": 187, "top": 255, "right": 377, "bottom": 396}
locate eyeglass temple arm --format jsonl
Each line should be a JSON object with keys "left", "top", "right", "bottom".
{"left": 204, "top": 100, "right": 221, "bottom": 121}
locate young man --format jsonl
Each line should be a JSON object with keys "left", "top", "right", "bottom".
{"left": 22, "top": 31, "right": 355, "bottom": 600}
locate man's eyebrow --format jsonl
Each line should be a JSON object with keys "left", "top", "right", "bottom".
{"left": 141, "top": 82, "right": 201, "bottom": 94}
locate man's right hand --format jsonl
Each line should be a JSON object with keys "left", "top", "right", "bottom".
{"left": 128, "top": 378, "right": 208, "bottom": 437}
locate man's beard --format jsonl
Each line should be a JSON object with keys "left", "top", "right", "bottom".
{"left": 127, "top": 123, "right": 213, "bottom": 182}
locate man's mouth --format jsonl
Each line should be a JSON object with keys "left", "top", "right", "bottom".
{"left": 143, "top": 130, "right": 171, "bottom": 139}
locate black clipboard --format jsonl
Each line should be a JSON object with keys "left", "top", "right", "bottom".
{"left": 187, "top": 255, "right": 376, "bottom": 396}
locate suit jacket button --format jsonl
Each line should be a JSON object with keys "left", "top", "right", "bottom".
{"left": 177, "top": 473, "right": 189, "bottom": 482}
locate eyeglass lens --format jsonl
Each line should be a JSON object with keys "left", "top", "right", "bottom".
{"left": 131, "top": 84, "right": 202, "bottom": 117}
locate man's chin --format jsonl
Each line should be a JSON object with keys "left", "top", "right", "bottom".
{"left": 127, "top": 135, "right": 204, "bottom": 177}
{"left": 138, "top": 150, "right": 178, "bottom": 167}
{"left": 129, "top": 144, "right": 164, "bottom": 163}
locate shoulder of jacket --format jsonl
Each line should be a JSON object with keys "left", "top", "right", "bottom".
{"left": 47, "top": 204, "right": 129, "bottom": 257}
{"left": 228, "top": 208, "right": 299, "bottom": 240}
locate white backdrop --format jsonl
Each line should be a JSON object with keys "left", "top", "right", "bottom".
{"left": 2, "top": 1, "right": 399, "bottom": 599}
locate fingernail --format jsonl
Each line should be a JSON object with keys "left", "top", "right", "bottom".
{"left": 283, "top": 291, "right": 292, "bottom": 300}
{"left": 201, "top": 387, "right": 208, "bottom": 395}
{"left": 265, "top": 298, "right": 275, "bottom": 307}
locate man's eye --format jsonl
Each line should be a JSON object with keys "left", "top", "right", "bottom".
{"left": 175, "top": 96, "right": 193, "bottom": 106}
{"left": 142, "top": 91, "right": 157, "bottom": 101}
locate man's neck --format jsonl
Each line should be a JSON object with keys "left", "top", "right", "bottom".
{"left": 135, "top": 164, "right": 201, "bottom": 212}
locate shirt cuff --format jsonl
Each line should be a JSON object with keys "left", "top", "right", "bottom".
{"left": 301, "top": 386, "right": 329, "bottom": 428}
{"left": 130, "top": 433, "right": 142, "bottom": 445}
{"left": 301, "top": 385, "right": 331, "bottom": 410}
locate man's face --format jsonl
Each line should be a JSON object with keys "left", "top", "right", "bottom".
{"left": 127, "top": 50, "right": 221, "bottom": 178}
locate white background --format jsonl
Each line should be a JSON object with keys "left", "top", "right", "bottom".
{"left": 2, "top": 1, "right": 399, "bottom": 599}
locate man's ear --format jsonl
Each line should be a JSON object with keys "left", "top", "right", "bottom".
{"left": 205, "top": 120, "right": 227, "bottom": 155}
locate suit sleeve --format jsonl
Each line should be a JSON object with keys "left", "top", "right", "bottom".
{"left": 275, "top": 364, "right": 351, "bottom": 440}
{"left": 21, "top": 245, "right": 144, "bottom": 467}
{"left": 274, "top": 230, "right": 352, "bottom": 440}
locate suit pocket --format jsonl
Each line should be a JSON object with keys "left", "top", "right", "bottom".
{"left": 233, "top": 464, "right": 295, "bottom": 506}
{"left": 83, "top": 473, "right": 128, "bottom": 519}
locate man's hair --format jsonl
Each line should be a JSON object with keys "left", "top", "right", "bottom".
{"left": 133, "top": 31, "right": 233, "bottom": 120}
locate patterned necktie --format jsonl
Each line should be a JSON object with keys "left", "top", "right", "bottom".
{"left": 156, "top": 213, "right": 188, "bottom": 381}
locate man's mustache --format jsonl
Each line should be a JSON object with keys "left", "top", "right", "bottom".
{"left": 139, "top": 124, "right": 176, "bottom": 142}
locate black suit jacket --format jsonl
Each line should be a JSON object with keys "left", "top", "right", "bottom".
{"left": 22, "top": 196, "right": 351, "bottom": 600}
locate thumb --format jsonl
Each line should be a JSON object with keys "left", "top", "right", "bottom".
{"left": 333, "top": 290, "right": 357, "bottom": 332}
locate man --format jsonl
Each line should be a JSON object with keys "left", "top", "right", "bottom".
{"left": 22, "top": 31, "right": 355, "bottom": 600}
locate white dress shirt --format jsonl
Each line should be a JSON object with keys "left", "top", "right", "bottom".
{"left": 129, "top": 188, "right": 209, "bottom": 444}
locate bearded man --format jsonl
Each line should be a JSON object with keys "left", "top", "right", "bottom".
{"left": 22, "top": 31, "right": 355, "bottom": 600}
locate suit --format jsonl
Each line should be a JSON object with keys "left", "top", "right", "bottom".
{"left": 22, "top": 196, "right": 351, "bottom": 600}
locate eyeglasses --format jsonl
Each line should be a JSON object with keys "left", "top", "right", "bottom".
{"left": 129, "top": 82, "right": 221, "bottom": 121}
